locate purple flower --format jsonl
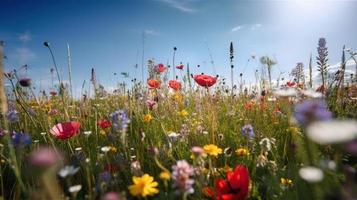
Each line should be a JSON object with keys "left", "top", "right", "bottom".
{"left": 171, "top": 160, "right": 195, "bottom": 195}
{"left": 241, "top": 124, "right": 254, "bottom": 138}
{"left": 294, "top": 100, "right": 332, "bottom": 126}
{"left": 11, "top": 131, "right": 31, "bottom": 147}
{"left": 109, "top": 109, "right": 130, "bottom": 132}
{"left": 99, "top": 171, "right": 112, "bottom": 183}
{"left": 6, "top": 110, "right": 19, "bottom": 123}
{"left": 18, "top": 78, "right": 32, "bottom": 87}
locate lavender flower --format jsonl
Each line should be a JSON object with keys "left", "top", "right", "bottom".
{"left": 171, "top": 160, "right": 195, "bottom": 195}
{"left": 294, "top": 100, "right": 332, "bottom": 126}
{"left": 241, "top": 124, "right": 254, "bottom": 138}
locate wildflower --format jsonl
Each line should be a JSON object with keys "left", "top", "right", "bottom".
{"left": 259, "top": 137, "right": 276, "bottom": 152}
{"left": 215, "top": 165, "right": 250, "bottom": 200}
{"left": 159, "top": 171, "right": 171, "bottom": 181}
{"left": 306, "top": 120, "right": 357, "bottom": 144}
{"left": 176, "top": 63, "right": 184, "bottom": 70}
{"left": 256, "top": 154, "right": 268, "bottom": 167}
{"left": 143, "top": 114, "right": 153, "bottom": 122}
{"left": 128, "top": 174, "right": 159, "bottom": 197}
{"left": 223, "top": 147, "right": 232, "bottom": 157}
{"left": 203, "top": 144, "right": 222, "bottom": 157}
{"left": 69, "top": 184, "right": 82, "bottom": 193}
{"left": 193, "top": 74, "right": 217, "bottom": 87}
{"left": 169, "top": 80, "right": 182, "bottom": 91}
{"left": 302, "top": 89, "right": 323, "bottom": 98}
{"left": 294, "top": 100, "right": 332, "bottom": 126}
{"left": 177, "top": 109, "right": 188, "bottom": 117}
{"left": 49, "top": 91, "right": 57, "bottom": 96}
{"left": 48, "top": 108, "right": 58, "bottom": 116}
{"left": 83, "top": 131, "right": 92, "bottom": 136}
{"left": 154, "top": 63, "right": 166, "bottom": 73}
{"left": 29, "top": 147, "right": 63, "bottom": 167}
{"left": 244, "top": 102, "right": 254, "bottom": 109}
{"left": 11, "top": 132, "right": 31, "bottom": 147}
{"left": 6, "top": 110, "right": 19, "bottom": 123}
{"left": 191, "top": 146, "right": 204, "bottom": 156}
{"left": 171, "top": 160, "right": 195, "bottom": 194}
{"left": 280, "top": 178, "right": 293, "bottom": 187}
{"left": 101, "top": 146, "right": 111, "bottom": 153}
{"left": 146, "top": 100, "right": 157, "bottom": 110}
{"left": 167, "top": 132, "right": 180, "bottom": 143}
{"left": 235, "top": 148, "right": 249, "bottom": 157}
{"left": 299, "top": 166, "right": 324, "bottom": 183}
{"left": 286, "top": 81, "right": 296, "bottom": 87}
{"left": 58, "top": 165, "right": 79, "bottom": 178}
{"left": 130, "top": 160, "right": 143, "bottom": 176}
{"left": 102, "top": 192, "right": 121, "bottom": 200}
{"left": 97, "top": 119, "right": 112, "bottom": 129}
{"left": 18, "top": 77, "right": 32, "bottom": 87}
{"left": 241, "top": 124, "right": 254, "bottom": 138}
{"left": 147, "top": 79, "right": 161, "bottom": 89}
{"left": 110, "top": 109, "right": 130, "bottom": 132}
{"left": 202, "top": 187, "right": 215, "bottom": 199}
{"left": 50, "top": 121, "right": 81, "bottom": 140}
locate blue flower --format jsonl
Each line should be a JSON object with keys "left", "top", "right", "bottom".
{"left": 294, "top": 100, "right": 332, "bottom": 126}
{"left": 241, "top": 124, "right": 254, "bottom": 138}
{"left": 11, "top": 131, "right": 31, "bottom": 147}
{"left": 109, "top": 109, "right": 130, "bottom": 132}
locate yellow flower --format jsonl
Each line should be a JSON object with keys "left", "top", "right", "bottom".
{"left": 109, "top": 146, "right": 117, "bottom": 153}
{"left": 280, "top": 178, "right": 293, "bottom": 186}
{"left": 220, "top": 165, "right": 233, "bottom": 173}
{"left": 178, "top": 109, "right": 189, "bottom": 117}
{"left": 99, "top": 130, "right": 106, "bottom": 135}
{"left": 235, "top": 148, "right": 250, "bottom": 157}
{"left": 287, "top": 126, "right": 300, "bottom": 134}
{"left": 143, "top": 114, "right": 153, "bottom": 123}
{"left": 128, "top": 174, "right": 159, "bottom": 197}
{"left": 159, "top": 171, "right": 171, "bottom": 181}
{"left": 203, "top": 144, "right": 222, "bottom": 157}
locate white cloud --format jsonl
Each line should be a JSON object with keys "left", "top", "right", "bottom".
{"left": 157, "top": 0, "right": 197, "bottom": 13}
{"left": 231, "top": 26, "right": 243, "bottom": 32}
{"left": 19, "top": 31, "right": 31, "bottom": 42}
{"left": 251, "top": 23, "right": 262, "bottom": 30}
{"left": 230, "top": 23, "right": 263, "bottom": 33}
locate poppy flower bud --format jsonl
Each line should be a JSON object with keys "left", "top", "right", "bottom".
{"left": 173, "top": 47, "right": 177, "bottom": 51}
{"left": 43, "top": 42, "right": 50, "bottom": 47}
{"left": 19, "top": 78, "right": 32, "bottom": 87}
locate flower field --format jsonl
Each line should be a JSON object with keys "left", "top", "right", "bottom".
{"left": 0, "top": 39, "right": 357, "bottom": 200}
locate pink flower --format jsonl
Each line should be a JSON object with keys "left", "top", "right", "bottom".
{"left": 191, "top": 146, "right": 204, "bottom": 155}
{"left": 50, "top": 121, "right": 81, "bottom": 140}
{"left": 29, "top": 147, "right": 63, "bottom": 167}
{"left": 102, "top": 192, "right": 121, "bottom": 200}
{"left": 146, "top": 100, "right": 157, "bottom": 110}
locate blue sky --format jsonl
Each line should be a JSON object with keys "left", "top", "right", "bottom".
{"left": 1, "top": 0, "right": 356, "bottom": 95}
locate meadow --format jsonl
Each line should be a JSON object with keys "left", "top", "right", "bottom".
{"left": 0, "top": 40, "right": 357, "bottom": 200}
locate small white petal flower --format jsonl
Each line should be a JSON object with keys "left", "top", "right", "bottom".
{"left": 101, "top": 146, "right": 111, "bottom": 153}
{"left": 69, "top": 185, "right": 82, "bottom": 193}
{"left": 307, "top": 120, "right": 357, "bottom": 144}
{"left": 58, "top": 165, "right": 80, "bottom": 178}
{"left": 40, "top": 132, "right": 46, "bottom": 135}
{"left": 75, "top": 147, "right": 82, "bottom": 151}
{"left": 299, "top": 166, "right": 323, "bottom": 183}
{"left": 83, "top": 131, "right": 92, "bottom": 136}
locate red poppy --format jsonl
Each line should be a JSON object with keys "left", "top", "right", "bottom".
{"left": 286, "top": 81, "right": 296, "bottom": 87}
{"left": 154, "top": 63, "right": 166, "bottom": 73}
{"left": 244, "top": 102, "right": 253, "bottom": 110}
{"left": 50, "top": 121, "right": 81, "bottom": 140}
{"left": 147, "top": 79, "right": 161, "bottom": 89}
{"left": 193, "top": 74, "right": 217, "bottom": 87}
{"left": 168, "top": 80, "right": 182, "bottom": 91}
{"left": 97, "top": 119, "right": 112, "bottom": 129}
{"left": 176, "top": 64, "right": 184, "bottom": 70}
{"left": 49, "top": 91, "right": 57, "bottom": 96}
{"left": 215, "top": 165, "right": 250, "bottom": 200}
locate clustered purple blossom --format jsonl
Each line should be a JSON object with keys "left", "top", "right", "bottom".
{"left": 6, "top": 109, "right": 19, "bottom": 123}
{"left": 241, "top": 124, "right": 254, "bottom": 138}
{"left": 294, "top": 100, "right": 332, "bottom": 126}
{"left": 109, "top": 109, "right": 130, "bottom": 132}
{"left": 171, "top": 160, "right": 195, "bottom": 195}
